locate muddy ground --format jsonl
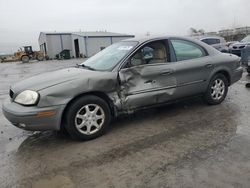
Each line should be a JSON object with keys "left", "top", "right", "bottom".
{"left": 0, "top": 59, "right": 250, "bottom": 188}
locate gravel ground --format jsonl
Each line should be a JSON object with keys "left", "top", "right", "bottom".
{"left": 0, "top": 59, "right": 250, "bottom": 188}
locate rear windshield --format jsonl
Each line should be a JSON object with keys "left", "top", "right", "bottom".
{"left": 241, "top": 35, "right": 250, "bottom": 43}
{"left": 201, "top": 38, "right": 220, "bottom": 45}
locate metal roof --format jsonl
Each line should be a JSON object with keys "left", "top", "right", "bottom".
{"left": 73, "top": 32, "right": 134, "bottom": 37}
{"left": 40, "top": 31, "right": 134, "bottom": 37}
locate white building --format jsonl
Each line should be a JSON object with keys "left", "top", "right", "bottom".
{"left": 234, "top": 27, "right": 250, "bottom": 35}
{"left": 38, "top": 31, "right": 134, "bottom": 59}
{"left": 218, "top": 29, "right": 234, "bottom": 37}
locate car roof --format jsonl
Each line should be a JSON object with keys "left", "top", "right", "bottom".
{"left": 122, "top": 35, "right": 221, "bottom": 56}
{"left": 123, "top": 35, "right": 200, "bottom": 43}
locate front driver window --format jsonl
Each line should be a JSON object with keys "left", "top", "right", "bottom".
{"left": 129, "top": 41, "right": 167, "bottom": 67}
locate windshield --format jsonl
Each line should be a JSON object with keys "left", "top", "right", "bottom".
{"left": 80, "top": 41, "right": 138, "bottom": 71}
{"left": 241, "top": 35, "right": 250, "bottom": 43}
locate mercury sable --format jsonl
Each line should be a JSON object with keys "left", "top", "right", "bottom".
{"left": 2, "top": 36, "right": 243, "bottom": 140}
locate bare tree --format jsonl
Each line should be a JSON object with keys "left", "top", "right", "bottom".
{"left": 189, "top": 28, "right": 205, "bottom": 36}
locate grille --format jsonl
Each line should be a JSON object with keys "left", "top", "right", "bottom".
{"left": 9, "top": 89, "right": 14, "bottom": 98}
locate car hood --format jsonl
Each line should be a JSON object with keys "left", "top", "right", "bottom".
{"left": 231, "top": 42, "right": 250, "bottom": 47}
{"left": 11, "top": 67, "right": 100, "bottom": 93}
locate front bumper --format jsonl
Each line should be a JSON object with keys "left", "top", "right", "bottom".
{"left": 231, "top": 66, "right": 243, "bottom": 85}
{"left": 2, "top": 99, "right": 66, "bottom": 131}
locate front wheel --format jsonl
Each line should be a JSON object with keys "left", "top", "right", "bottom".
{"left": 37, "top": 54, "right": 44, "bottom": 61}
{"left": 64, "top": 95, "right": 111, "bottom": 140}
{"left": 203, "top": 73, "right": 228, "bottom": 105}
{"left": 21, "top": 55, "right": 29, "bottom": 63}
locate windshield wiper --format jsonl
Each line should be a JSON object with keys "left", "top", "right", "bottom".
{"left": 76, "top": 63, "right": 96, "bottom": 71}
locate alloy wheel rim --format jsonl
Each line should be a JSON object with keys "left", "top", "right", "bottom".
{"left": 75, "top": 104, "right": 105, "bottom": 135}
{"left": 211, "top": 78, "right": 225, "bottom": 100}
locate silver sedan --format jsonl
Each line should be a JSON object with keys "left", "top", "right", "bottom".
{"left": 2, "top": 36, "right": 243, "bottom": 140}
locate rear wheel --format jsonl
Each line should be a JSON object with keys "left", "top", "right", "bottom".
{"left": 204, "top": 73, "right": 228, "bottom": 105}
{"left": 64, "top": 95, "right": 111, "bottom": 140}
{"left": 21, "top": 55, "right": 29, "bottom": 63}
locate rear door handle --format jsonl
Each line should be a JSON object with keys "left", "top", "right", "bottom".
{"left": 161, "top": 69, "right": 174, "bottom": 75}
{"left": 205, "top": 64, "right": 214, "bottom": 68}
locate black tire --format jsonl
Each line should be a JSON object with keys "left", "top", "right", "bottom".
{"left": 21, "top": 55, "right": 29, "bottom": 63}
{"left": 203, "top": 73, "right": 228, "bottom": 105}
{"left": 246, "top": 83, "right": 250, "bottom": 88}
{"left": 64, "top": 95, "right": 111, "bottom": 140}
{"left": 37, "top": 54, "right": 44, "bottom": 61}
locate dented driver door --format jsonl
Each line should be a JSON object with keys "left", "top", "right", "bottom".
{"left": 118, "top": 63, "right": 177, "bottom": 111}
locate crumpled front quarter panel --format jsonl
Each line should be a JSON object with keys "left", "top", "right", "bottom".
{"left": 37, "top": 71, "right": 119, "bottom": 108}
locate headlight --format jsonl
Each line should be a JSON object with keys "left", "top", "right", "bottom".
{"left": 14, "top": 90, "right": 39, "bottom": 105}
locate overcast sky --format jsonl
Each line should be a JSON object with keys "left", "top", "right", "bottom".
{"left": 0, "top": 0, "right": 249, "bottom": 53}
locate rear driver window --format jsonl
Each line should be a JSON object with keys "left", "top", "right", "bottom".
{"left": 171, "top": 39, "right": 206, "bottom": 61}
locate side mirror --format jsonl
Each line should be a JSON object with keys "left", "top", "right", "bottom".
{"left": 124, "top": 59, "right": 132, "bottom": 68}
{"left": 142, "top": 47, "right": 154, "bottom": 60}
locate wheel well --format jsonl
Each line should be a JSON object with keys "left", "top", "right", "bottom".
{"left": 21, "top": 55, "right": 29, "bottom": 58}
{"left": 215, "top": 70, "right": 231, "bottom": 85}
{"left": 61, "top": 91, "right": 115, "bottom": 129}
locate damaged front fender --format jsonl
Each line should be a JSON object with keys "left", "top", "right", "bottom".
{"left": 37, "top": 71, "right": 121, "bottom": 112}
